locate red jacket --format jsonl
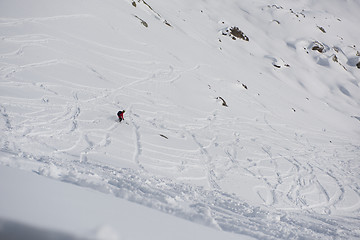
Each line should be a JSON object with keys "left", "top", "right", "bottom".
{"left": 118, "top": 111, "right": 124, "bottom": 119}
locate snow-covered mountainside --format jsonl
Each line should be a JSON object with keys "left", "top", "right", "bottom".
{"left": 1, "top": 0, "right": 360, "bottom": 239}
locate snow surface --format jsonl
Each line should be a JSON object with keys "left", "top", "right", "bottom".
{"left": 0, "top": 165, "right": 248, "bottom": 240}
{"left": 0, "top": 0, "right": 360, "bottom": 239}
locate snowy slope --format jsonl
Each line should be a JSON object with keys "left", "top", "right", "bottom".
{"left": 0, "top": 165, "right": 249, "bottom": 240}
{"left": 1, "top": 0, "right": 360, "bottom": 239}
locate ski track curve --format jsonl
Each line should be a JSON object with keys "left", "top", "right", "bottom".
{"left": 1, "top": 72, "right": 360, "bottom": 238}
{"left": 1, "top": 6, "right": 360, "bottom": 239}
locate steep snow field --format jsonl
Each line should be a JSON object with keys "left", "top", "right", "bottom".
{"left": 1, "top": 0, "right": 360, "bottom": 239}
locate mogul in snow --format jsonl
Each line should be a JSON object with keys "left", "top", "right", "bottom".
{"left": 117, "top": 110, "right": 125, "bottom": 122}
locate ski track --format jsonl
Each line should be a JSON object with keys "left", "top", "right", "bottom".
{"left": 1, "top": 4, "right": 360, "bottom": 239}
{"left": 2, "top": 72, "right": 359, "bottom": 238}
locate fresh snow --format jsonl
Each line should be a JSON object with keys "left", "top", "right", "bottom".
{"left": 0, "top": 165, "right": 249, "bottom": 240}
{"left": 0, "top": 0, "right": 360, "bottom": 239}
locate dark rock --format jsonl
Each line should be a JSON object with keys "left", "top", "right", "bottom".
{"left": 312, "top": 45, "right": 324, "bottom": 53}
{"left": 222, "top": 27, "right": 249, "bottom": 41}
{"left": 164, "top": 20, "right": 172, "bottom": 27}
{"left": 160, "top": 134, "right": 168, "bottom": 139}
{"left": 311, "top": 42, "right": 325, "bottom": 53}
{"left": 273, "top": 20, "right": 280, "bottom": 24}
{"left": 230, "top": 27, "right": 249, "bottom": 41}
{"left": 317, "top": 26, "right": 326, "bottom": 33}
{"left": 217, "top": 97, "right": 228, "bottom": 107}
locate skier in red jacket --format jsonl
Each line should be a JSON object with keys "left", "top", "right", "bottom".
{"left": 117, "top": 110, "right": 125, "bottom": 122}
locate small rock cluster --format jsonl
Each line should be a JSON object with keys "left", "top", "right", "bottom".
{"left": 222, "top": 27, "right": 249, "bottom": 41}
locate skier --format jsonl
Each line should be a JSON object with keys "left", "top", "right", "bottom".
{"left": 117, "top": 110, "right": 125, "bottom": 122}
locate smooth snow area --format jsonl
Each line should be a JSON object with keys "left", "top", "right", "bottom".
{"left": 0, "top": 0, "right": 360, "bottom": 239}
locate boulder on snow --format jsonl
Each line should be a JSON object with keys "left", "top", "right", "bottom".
{"left": 222, "top": 27, "right": 249, "bottom": 41}
{"left": 311, "top": 41, "right": 325, "bottom": 53}
{"left": 317, "top": 26, "right": 326, "bottom": 33}
{"left": 216, "top": 97, "right": 228, "bottom": 107}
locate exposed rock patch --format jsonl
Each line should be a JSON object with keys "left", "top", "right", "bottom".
{"left": 310, "top": 41, "right": 326, "bottom": 53}
{"left": 216, "top": 97, "right": 228, "bottom": 107}
{"left": 222, "top": 27, "right": 249, "bottom": 41}
{"left": 159, "top": 134, "right": 168, "bottom": 139}
{"left": 131, "top": 0, "right": 172, "bottom": 27}
{"left": 134, "top": 15, "right": 148, "bottom": 27}
{"left": 317, "top": 26, "right": 326, "bottom": 33}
